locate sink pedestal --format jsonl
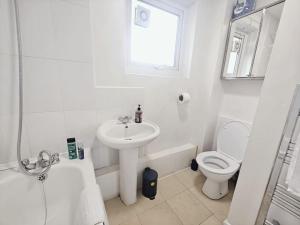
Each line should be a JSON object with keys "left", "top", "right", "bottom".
{"left": 119, "top": 148, "right": 138, "bottom": 205}
{"left": 97, "top": 120, "right": 160, "bottom": 205}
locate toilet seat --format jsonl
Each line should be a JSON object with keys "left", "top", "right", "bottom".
{"left": 196, "top": 151, "right": 239, "bottom": 175}
{"left": 196, "top": 120, "right": 250, "bottom": 199}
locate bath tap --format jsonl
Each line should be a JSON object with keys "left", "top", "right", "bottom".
{"left": 38, "top": 151, "right": 60, "bottom": 168}
{"left": 21, "top": 151, "right": 60, "bottom": 173}
{"left": 118, "top": 116, "right": 132, "bottom": 124}
{"left": 21, "top": 159, "right": 37, "bottom": 170}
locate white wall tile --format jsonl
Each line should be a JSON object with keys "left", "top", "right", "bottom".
{"left": 0, "top": 114, "right": 31, "bottom": 164}
{"left": 0, "top": 0, "right": 231, "bottom": 172}
{"left": 23, "top": 57, "right": 62, "bottom": 113}
{"left": 95, "top": 88, "right": 145, "bottom": 113}
{"left": 51, "top": 0, "right": 92, "bottom": 61}
{"left": 96, "top": 108, "right": 130, "bottom": 124}
{"left": 59, "top": 61, "right": 96, "bottom": 110}
{"left": 24, "top": 112, "right": 67, "bottom": 155}
{"left": 64, "top": 110, "right": 97, "bottom": 147}
{"left": 18, "top": 0, "right": 56, "bottom": 58}
{"left": 0, "top": 54, "right": 18, "bottom": 116}
{"left": 0, "top": 0, "right": 17, "bottom": 55}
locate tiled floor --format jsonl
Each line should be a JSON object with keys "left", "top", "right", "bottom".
{"left": 105, "top": 168, "right": 235, "bottom": 225}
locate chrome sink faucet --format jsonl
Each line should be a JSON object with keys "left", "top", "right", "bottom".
{"left": 118, "top": 116, "right": 132, "bottom": 125}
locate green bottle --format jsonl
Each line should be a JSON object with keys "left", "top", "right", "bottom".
{"left": 67, "top": 138, "right": 77, "bottom": 159}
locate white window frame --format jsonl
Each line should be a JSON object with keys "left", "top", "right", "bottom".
{"left": 126, "top": 0, "right": 184, "bottom": 77}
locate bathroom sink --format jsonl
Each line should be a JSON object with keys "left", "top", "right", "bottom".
{"left": 97, "top": 120, "right": 160, "bottom": 150}
{"left": 96, "top": 119, "right": 160, "bottom": 205}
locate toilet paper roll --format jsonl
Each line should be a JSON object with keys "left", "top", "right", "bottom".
{"left": 178, "top": 93, "right": 191, "bottom": 104}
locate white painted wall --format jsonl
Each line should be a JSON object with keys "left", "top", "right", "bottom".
{"left": 220, "top": 80, "right": 263, "bottom": 122}
{"left": 216, "top": 0, "right": 282, "bottom": 133}
{"left": 226, "top": 0, "right": 300, "bottom": 224}
{"left": 197, "top": 0, "right": 235, "bottom": 151}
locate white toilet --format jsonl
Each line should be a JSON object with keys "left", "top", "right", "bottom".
{"left": 196, "top": 120, "right": 250, "bottom": 199}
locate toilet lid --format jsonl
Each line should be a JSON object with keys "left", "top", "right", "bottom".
{"left": 217, "top": 121, "right": 250, "bottom": 163}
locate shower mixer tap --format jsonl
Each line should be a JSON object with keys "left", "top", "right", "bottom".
{"left": 21, "top": 151, "right": 60, "bottom": 173}
{"left": 38, "top": 151, "right": 60, "bottom": 168}
{"left": 21, "top": 158, "right": 37, "bottom": 170}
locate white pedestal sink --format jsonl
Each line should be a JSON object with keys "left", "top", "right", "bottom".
{"left": 97, "top": 120, "right": 160, "bottom": 205}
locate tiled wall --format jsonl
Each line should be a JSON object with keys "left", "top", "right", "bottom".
{"left": 0, "top": 0, "right": 232, "bottom": 169}
{"left": 0, "top": 0, "right": 142, "bottom": 166}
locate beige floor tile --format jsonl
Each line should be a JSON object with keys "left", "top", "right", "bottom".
{"left": 138, "top": 202, "right": 183, "bottom": 225}
{"left": 104, "top": 173, "right": 236, "bottom": 225}
{"left": 158, "top": 174, "right": 186, "bottom": 199}
{"left": 105, "top": 197, "right": 137, "bottom": 225}
{"left": 175, "top": 168, "right": 206, "bottom": 188}
{"left": 133, "top": 190, "right": 165, "bottom": 214}
{"left": 190, "top": 184, "right": 232, "bottom": 222}
{"left": 167, "top": 190, "right": 212, "bottom": 225}
{"left": 119, "top": 215, "right": 141, "bottom": 225}
{"left": 200, "top": 216, "right": 222, "bottom": 225}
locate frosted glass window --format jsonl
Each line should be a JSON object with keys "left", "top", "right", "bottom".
{"left": 130, "top": 0, "right": 182, "bottom": 69}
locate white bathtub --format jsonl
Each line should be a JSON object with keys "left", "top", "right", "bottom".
{"left": 0, "top": 149, "right": 109, "bottom": 225}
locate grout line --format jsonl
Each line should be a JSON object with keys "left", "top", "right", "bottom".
{"left": 0, "top": 52, "right": 92, "bottom": 64}
{"left": 138, "top": 201, "right": 184, "bottom": 225}
{"left": 165, "top": 201, "right": 184, "bottom": 225}
{"left": 135, "top": 214, "right": 143, "bottom": 225}
{"left": 109, "top": 169, "right": 227, "bottom": 225}
{"left": 23, "top": 55, "right": 92, "bottom": 64}
{"left": 172, "top": 169, "right": 205, "bottom": 190}
{"left": 133, "top": 191, "right": 167, "bottom": 216}
{"left": 159, "top": 172, "right": 212, "bottom": 224}
{"left": 157, "top": 167, "right": 190, "bottom": 180}
{"left": 190, "top": 186, "right": 232, "bottom": 223}
{"left": 198, "top": 215, "right": 219, "bottom": 225}
{"left": 163, "top": 188, "right": 187, "bottom": 202}
{"left": 189, "top": 188, "right": 215, "bottom": 216}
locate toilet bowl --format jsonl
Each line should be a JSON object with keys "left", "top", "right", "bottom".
{"left": 196, "top": 120, "right": 250, "bottom": 199}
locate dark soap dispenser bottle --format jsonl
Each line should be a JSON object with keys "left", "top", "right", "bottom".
{"left": 135, "top": 104, "right": 143, "bottom": 123}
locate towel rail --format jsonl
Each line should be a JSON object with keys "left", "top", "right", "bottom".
{"left": 264, "top": 219, "right": 281, "bottom": 225}
{"left": 256, "top": 87, "right": 300, "bottom": 225}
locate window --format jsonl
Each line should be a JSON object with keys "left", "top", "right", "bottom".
{"left": 226, "top": 34, "right": 244, "bottom": 76}
{"left": 128, "top": 0, "right": 183, "bottom": 75}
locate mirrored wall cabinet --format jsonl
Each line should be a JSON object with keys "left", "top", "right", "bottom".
{"left": 221, "top": 1, "right": 284, "bottom": 80}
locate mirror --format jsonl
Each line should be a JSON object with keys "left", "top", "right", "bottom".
{"left": 222, "top": 2, "right": 284, "bottom": 79}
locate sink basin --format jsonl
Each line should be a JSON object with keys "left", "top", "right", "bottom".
{"left": 97, "top": 120, "right": 160, "bottom": 150}
{"left": 96, "top": 119, "right": 160, "bottom": 205}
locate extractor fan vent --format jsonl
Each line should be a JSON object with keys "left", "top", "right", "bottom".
{"left": 135, "top": 5, "right": 151, "bottom": 28}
